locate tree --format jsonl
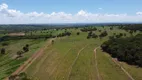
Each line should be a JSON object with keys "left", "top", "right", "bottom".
{"left": 1, "top": 48, "right": 5, "bottom": 54}
{"left": 92, "top": 33, "right": 98, "bottom": 38}
{"left": 99, "top": 30, "right": 102, "bottom": 32}
{"left": 110, "top": 27, "right": 113, "bottom": 30}
{"left": 88, "top": 31, "right": 93, "bottom": 36}
{"left": 124, "top": 33, "right": 126, "bottom": 36}
{"left": 23, "top": 46, "right": 29, "bottom": 52}
{"left": 2, "top": 42, "right": 9, "bottom": 46}
{"left": 51, "top": 40, "right": 54, "bottom": 44}
{"left": 26, "top": 44, "right": 29, "bottom": 48}
{"left": 77, "top": 32, "right": 80, "bottom": 35}
{"left": 129, "top": 30, "right": 134, "bottom": 35}
{"left": 99, "top": 31, "right": 108, "bottom": 37}
{"left": 17, "top": 51, "right": 23, "bottom": 57}
{"left": 87, "top": 36, "right": 90, "bottom": 39}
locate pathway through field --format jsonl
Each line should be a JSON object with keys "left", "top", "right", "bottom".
{"left": 112, "top": 58, "right": 135, "bottom": 80}
{"left": 67, "top": 44, "right": 89, "bottom": 80}
{"left": 5, "top": 39, "right": 53, "bottom": 80}
{"left": 94, "top": 47, "right": 102, "bottom": 80}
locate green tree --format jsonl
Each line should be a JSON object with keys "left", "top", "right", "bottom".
{"left": 1, "top": 48, "right": 5, "bottom": 54}
{"left": 17, "top": 51, "right": 23, "bottom": 57}
{"left": 23, "top": 46, "right": 29, "bottom": 52}
{"left": 77, "top": 32, "right": 80, "bottom": 35}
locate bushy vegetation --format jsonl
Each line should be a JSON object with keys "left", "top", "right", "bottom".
{"left": 1, "top": 48, "right": 5, "bottom": 54}
{"left": 80, "top": 27, "right": 97, "bottom": 32}
{"left": 9, "top": 72, "right": 30, "bottom": 80}
{"left": 86, "top": 31, "right": 98, "bottom": 39}
{"left": 122, "top": 24, "right": 142, "bottom": 31}
{"left": 0, "top": 35, "right": 54, "bottom": 42}
{"left": 99, "top": 31, "right": 108, "bottom": 38}
{"left": 57, "top": 31, "right": 71, "bottom": 37}
{"left": 101, "top": 34, "right": 142, "bottom": 67}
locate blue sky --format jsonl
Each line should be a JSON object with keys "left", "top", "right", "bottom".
{"left": 0, "top": 0, "right": 142, "bottom": 24}
{"left": 1, "top": 0, "right": 142, "bottom": 14}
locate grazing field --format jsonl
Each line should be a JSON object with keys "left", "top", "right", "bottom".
{"left": 0, "top": 26, "right": 142, "bottom": 80}
{"left": 0, "top": 39, "right": 46, "bottom": 79}
{"left": 24, "top": 27, "right": 142, "bottom": 80}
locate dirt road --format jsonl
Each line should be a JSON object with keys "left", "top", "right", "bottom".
{"left": 5, "top": 39, "right": 54, "bottom": 80}
{"left": 67, "top": 44, "right": 88, "bottom": 80}
{"left": 112, "top": 58, "right": 135, "bottom": 80}
{"left": 94, "top": 47, "right": 102, "bottom": 80}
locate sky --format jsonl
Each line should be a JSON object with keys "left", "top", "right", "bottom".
{"left": 0, "top": 0, "right": 142, "bottom": 24}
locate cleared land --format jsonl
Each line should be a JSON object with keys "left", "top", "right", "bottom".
{"left": 0, "top": 39, "right": 46, "bottom": 79}
{"left": 1, "top": 27, "right": 142, "bottom": 80}
{"left": 24, "top": 27, "right": 142, "bottom": 80}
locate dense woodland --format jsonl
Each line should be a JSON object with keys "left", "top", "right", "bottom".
{"left": 122, "top": 24, "right": 142, "bottom": 31}
{"left": 101, "top": 33, "right": 142, "bottom": 67}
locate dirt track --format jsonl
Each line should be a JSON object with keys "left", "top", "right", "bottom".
{"left": 5, "top": 39, "right": 53, "bottom": 80}
{"left": 94, "top": 47, "right": 102, "bottom": 80}
{"left": 112, "top": 58, "right": 135, "bottom": 80}
{"left": 67, "top": 44, "right": 88, "bottom": 80}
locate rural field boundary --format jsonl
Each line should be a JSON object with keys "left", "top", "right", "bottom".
{"left": 96, "top": 47, "right": 135, "bottom": 80}
{"left": 112, "top": 58, "right": 135, "bottom": 80}
{"left": 48, "top": 48, "right": 72, "bottom": 78}
{"left": 32, "top": 49, "right": 54, "bottom": 76}
{"left": 4, "top": 39, "right": 54, "bottom": 80}
{"left": 94, "top": 47, "right": 102, "bottom": 80}
{"left": 67, "top": 44, "right": 89, "bottom": 80}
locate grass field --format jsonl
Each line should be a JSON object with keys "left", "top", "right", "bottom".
{"left": 0, "top": 39, "right": 46, "bottom": 79}
{"left": 23, "top": 27, "right": 142, "bottom": 80}
{"left": 0, "top": 26, "right": 141, "bottom": 80}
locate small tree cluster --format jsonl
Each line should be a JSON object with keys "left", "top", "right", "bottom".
{"left": 99, "top": 31, "right": 108, "bottom": 38}
{"left": 9, "top": 72, "right": 30, "bottom": 80}
{"left": 1, "top": 48, "right": 5, "bottom": 54}
{"left": 87, "top": 31, "right": 98, "bottom": 39}
{"left": 23, "top": 44, "right": 29, "bottom": 52}
{"left": 76, "top": 32, "right": 80, "bottom": 35}
{"left": 1, "top": 42, "right": 9, "bottom": 46}
{"left": 16, "top": 44, "right": 29, "bottom": 58}
{"left": 110, "top": 27, "right": 113, "bottom": 30}
{"left": 80, "top": 27, "right": 97, "bottom": 32}
{"left": 57, "top": 31, "right": 71, "bottom": 37}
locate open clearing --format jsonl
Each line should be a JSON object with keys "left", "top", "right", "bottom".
{"left": 1, "top": 27, "right": 142, "bottom": 80}
{"left": 24, "top": 27, "right": 142, "bottom": 80}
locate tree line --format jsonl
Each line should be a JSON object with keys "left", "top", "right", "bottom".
{"left": 119, "top": 24, "right": 142, "bottom": 31}
{"left": 101, "top": 34, "right": 142, "bottom": 67}
{"left": 80, "top": 27, "right": 97, "bottom": 32}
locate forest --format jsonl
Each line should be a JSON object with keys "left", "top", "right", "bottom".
{"left": 101, "top": 33, "right": 142, "bottom": 67}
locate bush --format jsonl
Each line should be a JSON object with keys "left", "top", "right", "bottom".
{"left": 1, "top": 42, "right": 9, "bottom": 46}
{"left": 1, "top": 48, "right": 5, "bottom": 54}
{"left": 99, "top": 31, "right": 108, "bottom": 38}
{"left": 77, "top": 32, "right": 80, "bottom": 35}
{"left": 17, "top": 50, "right": 24, "bottom": 57}
{"left": 23, "top": 46, "right": 29, "bottom": 52}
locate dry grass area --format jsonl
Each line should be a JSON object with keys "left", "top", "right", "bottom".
{"left": 8, "top": 33, "right": 25, "bottom": 36}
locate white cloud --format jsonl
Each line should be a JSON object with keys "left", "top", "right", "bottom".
{"left": 98, "top": 8, "right": 103, "bottom": 10}
{"left": 136, "top": 12, "right": 142, "bottom": 15}
{"left": 0, "top": 3, "right": 142, "bottom": 24}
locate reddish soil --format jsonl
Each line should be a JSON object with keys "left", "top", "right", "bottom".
{"left": 5, "top": 39, "right": 52, "bottom": 80}
{"left": 8, "top": 33, "right": 25, "bottom": 36}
